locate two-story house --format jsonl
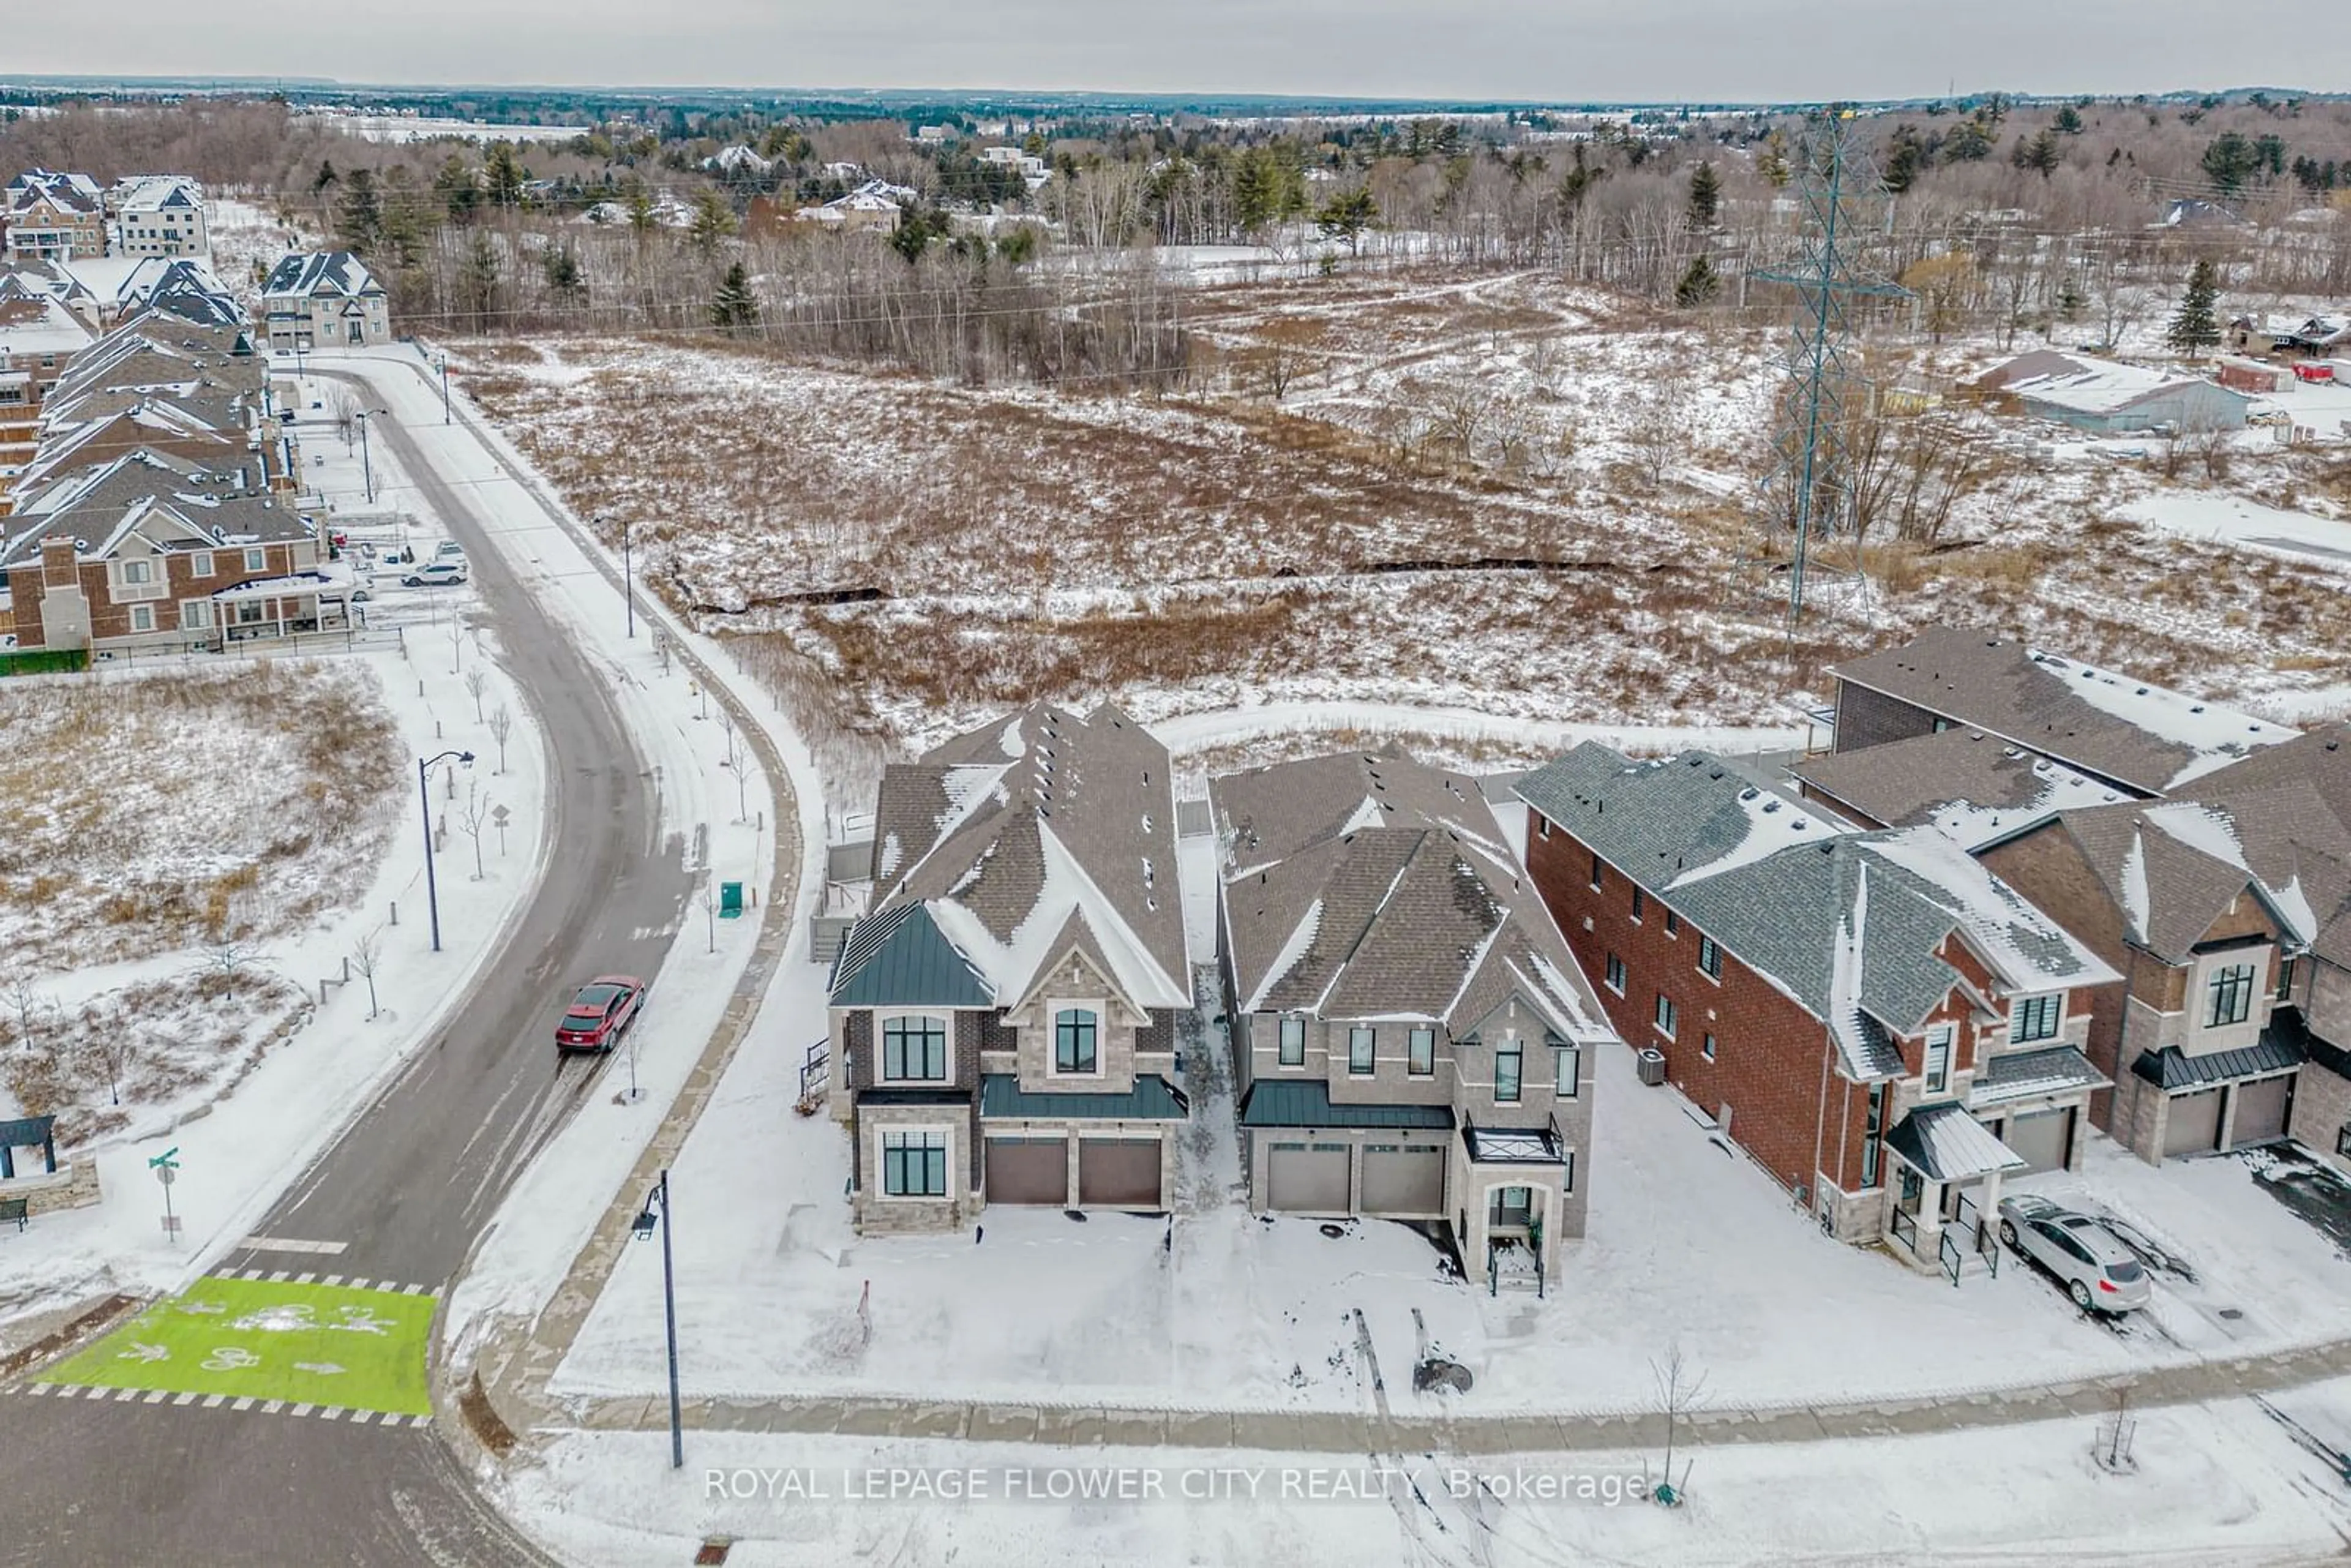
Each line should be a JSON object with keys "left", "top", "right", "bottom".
{"left": 4, "top": 171, "right": 107, "bottom": 262}
{"left": 0, "top": 450, "right": 329, "bottom": 650}
{"left": 824, "top": 703, "right": 1191, "bottom": 1235}
{"left": 0, "top": 293, "right": 94, "bottom": 507}
{"left": 1212, "top": 749, "right": 1614, "bottom": 1288}
{"left": 107, "top": 176, "right": 209, "bottom": 260}
{"left": 1976, "top": 755, "right": 2351, "bottom": 1164}
{"left": 1518, "top": 745, "right": 2117, "bottom": 1275}
{"left": 261, "top": 252, "right": 391, "bottom": 351}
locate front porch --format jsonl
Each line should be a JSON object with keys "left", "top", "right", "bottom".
{"left": 1884, "top": 1101, "right": 2027, "bottom": 1284}
{"left": 1457, "top": 1120, "right": 1571, "bottom": 1293}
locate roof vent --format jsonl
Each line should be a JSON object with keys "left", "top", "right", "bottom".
{"left": 1687, "top": 756, "right": 1703, "bottom": 767}
{"left": 1739, "top": 787, "right": 1760, "bottom": 801}
{"left": 1707, "top": 768, "right": 1723, "bottom": 781}
{"left": 1791, "top": 819, "right": 1808, "bottom": 830}
{"left": 2135, "top": 687, "right": 2149, "bottom": 696}
{"left": 2191, "top": 705, "right": 2205, "bottom": 714}
{"left": 1761, "top": 800, "right": 1782, "bottom": 814}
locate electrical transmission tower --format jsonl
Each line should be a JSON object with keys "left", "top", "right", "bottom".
{"left": 1750, "top": 111, "right": 1908, "bottom": 639}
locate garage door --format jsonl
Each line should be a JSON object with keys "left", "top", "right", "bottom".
{"left": 2165, "top": 1088, "right": 2225, "bottom": 1158}
{"left": 1078, "top": 1137, "right": 1164, "bottom": 1209}
{"left": 2003, "top": 1108, "right": 2073, "bottom": 1176}
{"left": 1360, "top": 1144, "right": 1445, "bottom": 1215}
{"left": 1267, "top": 1142, "right": 1351, "bottom": 1213}
{"left": 984, "top": 1136, "right": 1067, "bottom": 1205}
{"left": 2233, "top": 1074, "right": 2295, "bottom": 1146}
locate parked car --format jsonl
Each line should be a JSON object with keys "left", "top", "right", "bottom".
{"left": 435, "top": 540, "right": 467, "bottom": 561}
{"left": 348, "top": 578, "right": 375, "bottom": 603}
{"left": 555, "top": 975, "right": 646, "bottom": 1052}
{"left": 402, "top": 561, "right": 468, "bottom": 588}
{"left": 1997, "top": 1195, "right": 2151, "bottom": 1313}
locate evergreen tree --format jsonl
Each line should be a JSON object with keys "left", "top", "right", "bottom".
{"left": 2200, "top": 132, "right": 2262, "bottom": 195}
{"left": 1685, "top": 162, "right": 1720, "bottom": 229}
{"left": 688, "top": 189, "right": 737, "bottom": 250}
{"left": 541, "top": 239, "right": 583, "bottom": 298}
{"left": 1674, "top": 254, "right": 1720, "bottom": 309}
{"left": 312, "top": 159, "right": 339, "bottom": 195}
{"left": 2012, "top": 129, "right": 2061, "bottom": 178}
{"left": 1314, "top": 187, "right": 1378, "bottom": 255}
{"left": 434, "top": 152, "right": 481, "bottom": 224}
{"left": 484, "top": 141, "right": 528, "bottom": 208}
{"left": 2053, "top": 104, "right": 2084, "bottom": 136}
{"left": 1559, "top": 143, "right": 1609, "bottom": 207}
{"left": 336, "top": 167, "right": 382, "bottom": 257}
{"left": 1881, "top": 127, "right": 1925, "bottom": 193}
{"left": 463, "top": 230, "right": 503, "bottom": 332}
{"left": 711, "top": 261, "right": 759, "bottom": 334}
{"left": 2165, "top": 258, "right": 2222, "bottom": 354}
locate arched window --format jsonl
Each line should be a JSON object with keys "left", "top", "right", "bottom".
{"left": 880, "top": 1015, "right": 948, "bottom": 1081}
{"left": 1055, "top": 1008, "right": 1099, "bottom": 1073}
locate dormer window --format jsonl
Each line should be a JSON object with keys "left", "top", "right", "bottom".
{"left": 1054, "top": 1008, "right": 1100, "bottom": 1074}
{"left": 2009, "top": 993, "right": 2061, "bottom": 1045}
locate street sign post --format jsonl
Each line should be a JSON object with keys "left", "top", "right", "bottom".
{"left": 492, "top": 802, "right": 511, "bottom": 858}
{"left": 149, "top": 1147, "right": 181, "bottom": 1245}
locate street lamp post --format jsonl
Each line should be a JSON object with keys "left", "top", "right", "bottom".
{"left": 620, "top": 517, "right": 636, "bottom": 640}
{"left": 355, "top": 408, "right": 389, "bottom": 505}
{"left": 632, "top": 1169, "right": 684, "bottom": 1469}
{"left": 417, "top": 749, "right": 476, "bottom": 952}
{"left": 438, "top": 354, "right": 451, "bottom": 425}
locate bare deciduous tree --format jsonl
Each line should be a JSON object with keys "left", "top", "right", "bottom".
{"left": 198, "top": 941, "right": 272, "bottom": 1003}
{"left": 350, "top": 925, "right": 384, "bottom": 1020}
{"left": 3, "top": 977, "right": 45, "bottom": 1050}
{"left": 464, "top": 666, "right": 489, "bottom": 721}
{"left": 1650, "top": 1343, "right": 1709, "bottom": 1507}
{"left": 76, "top": 1027, "right": 134, "bottom": 1108}
{"left": 487, "top": 703, "right": 514, "bottom": 775}
{"left": 457, "top": 782, "right": 492, "bottom": 880}
{"left": 1627, "top": 380, "right": 1696, "bottom": 490}
{"left": 719, "top": 707, "right": 750, "bottom": 823}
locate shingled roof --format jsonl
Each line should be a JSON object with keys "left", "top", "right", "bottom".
{"left": 1828, "top": 627, "right": 2294, "bottom": 795}
{"left": 836, "top": 702, "right": 1188, "bottom": 1012}
{"left": 1791, "top": 727, "right": 2134, "bottom": 842}
{"left": 1213, "top": 748, "right": 1612, "bottom": 1046}
{"left": 1518, "top": 744, "right": 2117, "bottom": 1079}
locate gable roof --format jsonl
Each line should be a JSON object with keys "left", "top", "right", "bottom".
{"left": 1213, "top": 748, "right": 1613, "bottom": 1045}
{"left": 1827, "top": 627, "right": 2295, "bottom": 795}
{"left": 0, "top": 293, "right": 94, "bottom": 358}
{"left": 261, "top": 250, "right": 383, "bottom": 302}
{"left": 6, "top": 170, "right": 103, "bottom": 217}
{"left": 0, "top": 449, "right": 302, "bottom": 570}
{"left": 1791, "top": 726, "right": 2135, "bottom": 843}
{"left": 1977, "top": 350, "right": 2249, "bottom": 418}
{"left": 828, "top": 901, "right": 994, "bottom": 1008}
{"left": 841, "top": 702, "right": 1188, "bottom": 1013}
{"left": 1518, "top": 744, "right": 2116, "bottom": 1078}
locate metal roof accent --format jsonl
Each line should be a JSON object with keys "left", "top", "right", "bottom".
{"left": 1970, "top": 1045, "right": 2110, "bottom": 1108}
{"left": 1237, "top": 1078, "right": 1455, "bottom": 1130}
{"left": 1462, "top": 1123, "right": 1565, "bottom": 1165}
{"left": 828, "top": 902, "right": 992, "bottom": 1008}
{"left": 1884, "top": 1101, "right": 2027, "bottom": 1183}
{"left": 2129, "top": 1020, "right": 2308, "bottom": 1093}
{"left": 979, "top": 1073, "right": 1188, "bottom": 1121}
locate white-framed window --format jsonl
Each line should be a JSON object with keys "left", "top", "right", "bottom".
{"left": 1701, "top": 1032, "right": 1717, "bottom": 1062}
{"left": 2206, "top": 965, "right": 2256, "bottom": 1029}
{"left": 1494, "top": 1042, "right": 1522, "bottom": 1104}
{"left": 181, "top": 600, "right": 211, "bottom": 629}
{"left": 1697, "top": 936, "right": 1722, "bottom": 980}
{"left": 879, "top": 1014, "right": 948, "bottom": 1081}
{"left": 1408, "top": 1027, "right": 1435, "bottom": 1077}
{"left": 1278, "top": 1015, "right": 1305, "bottom": 1067}
{"left": 1605, "top": 954, "right": 1625, "bottom": 994}
{"left": 2009, "top": 993, "right": 2061, "bottom": 1044}
{"left": 243, "top": 547, "right": 267, "bottom": 572}
{"left": 1537, "top": 815, "right": 1551, "bottom": 840}
{"left": 190, "top": 550, "right": 214, "bottom": 577}
{"left": 1654, "top": 992, "right": 1678, "bottom": 1040}
{"left": 235, "top": 599, "right": 265, "bottom": 625}
{"left": 1348, "top": 1026, "right": 1375, "bottom": 1075}
{"left": 1054, "top": 1007, "right": 1100, "bottom": 1073}
{"left": 120, "top": 558, "right": 152, "bottom": 585}
{"left": 129, "top": 605, "right": 154, "bottom": 632}
{"left": 881, "top": 1130, "right": 948, "bottom": 1197}
{"left": 1555, "top": 1044, "right": 1580, "bottom": 1095}
{"left": 1924, "top": 1024, "right": 1954, "bottom": 1093}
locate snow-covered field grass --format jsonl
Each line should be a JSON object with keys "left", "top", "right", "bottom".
{"left": 451, "top": 268, "right": 2351, "bottom": 800}
{"left": 0, "top": 661, "right": 401, "bottom": 973}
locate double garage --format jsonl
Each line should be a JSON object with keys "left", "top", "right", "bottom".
{"left": 983, "top": 1133, "right": 1166, "bottom": 1209}
{"left": 2163, "top": 1073, "right": 2294, "bottom": 1158}
{"left": 1263, "top": 1138, "right": 1447, "bottom": 1217}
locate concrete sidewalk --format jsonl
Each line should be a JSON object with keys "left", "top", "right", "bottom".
{"left": 552, "top": 1332, "right": 2351, "bottom": 1455}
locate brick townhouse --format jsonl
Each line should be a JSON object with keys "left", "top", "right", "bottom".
{"left": 1517, "top": 745, "right": 2115, "bottom": 1274}
{"left": 0, "top": 451, "right": 329, "bottom": 651}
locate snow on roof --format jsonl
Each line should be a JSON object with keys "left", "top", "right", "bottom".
{"left": 0, "top": 293, "right": 92, "bottom": 355}
{"left": 1824, "top": 864, "right": 1874, "bottom": 1078}
{"left": 926, "top": 817, "right": 1188, "bottom": 1009}
{"left": 2121, "top": 827, "right": 2151, "bottom": 940}
{"left": 1245, "top": 896, "right": 1321, "bottom": 1012}
{"left": 1668, "top": 781, "right": 1842, "bottom": 889}
{"left": 1864, "top": 826, "right": 2123, "bottom": 991}
{"left": 1921, "top": 752, "right": 2133, "bottom": 850}
{"left": 2141, "top": 800, "right": 2249, "bottom": 872}
{"left": 2052, "top": 658, "right": 2295, "bottom": 789}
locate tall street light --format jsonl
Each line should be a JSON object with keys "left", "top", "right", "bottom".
{"left": 437, "top": 353, "right": 451, "bottom": 425}
{"left": 620, "top": 516, "right": 636, "bottom": 640}
{"left": 418, "top": 749, "right": 475, "bottom": 952}
{"left": 354, "top": 407, "right": 389, "bottom": 505}
{"left": 631, "top": 1168, "right": 684, "bottom": 1469}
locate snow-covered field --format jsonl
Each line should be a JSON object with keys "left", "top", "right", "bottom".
{"left": 450, "top": 272, "right": 2351, "bottom": 792}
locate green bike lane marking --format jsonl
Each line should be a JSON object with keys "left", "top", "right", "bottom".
{"left": 43, "top": 1275, "right": 436, "bottom": 1416}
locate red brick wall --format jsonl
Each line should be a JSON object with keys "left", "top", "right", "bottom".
{"left": 6, "top": 541, "right": 306, "bottom": 647}
{"left": 1525, "top": 813, "right": 1848, "bottom": 1199}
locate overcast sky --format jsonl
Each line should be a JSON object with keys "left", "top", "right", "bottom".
{"left": 14, "top": 2, "right": 2349, "bottom": 103}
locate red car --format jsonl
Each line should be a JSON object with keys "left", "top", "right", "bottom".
{"left": 555, "top": 975, "right": 645, "bottom": 1052}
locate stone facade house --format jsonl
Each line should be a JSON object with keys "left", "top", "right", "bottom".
{"left": 1211, "top": 749, "right": 1614, "bottom": 1289}
{"left": 108, "top": 176, "right": 209, "bottom": 260}
{"left": 1518, "top": 745, "right": 2117, "bottom": 1277}
{"left": 825, "top": 703, "right": 1191, "bottom": 1236}
{"left": 4, "top": 171, "right": 107, "bottom": 262}
{"left": 261, "top": 252, "right": 391, "bottom": 351}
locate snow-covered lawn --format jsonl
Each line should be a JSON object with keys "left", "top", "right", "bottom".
{"left": 501, "top": 1395, "right": 2351, "bottom": 1568}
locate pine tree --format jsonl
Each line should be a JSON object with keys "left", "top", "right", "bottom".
{"left": 1685, "top": 162, "right": 1720, "bottom": 230}
{"left": 688, "top": 189, "right": 737, "bottom": 251}
{"left": 2053, "top": 104, "right": 2084, "bottom": 136}
{"left": 711, "top": 261, "right": 759, "bottom": 335}
{"left": 484, "top": 141, "right": 527, "bottom": 208}
{"left": 2165, "top": 258, "right": 2222, "bottom": 354}
{"left": 1315, "top": 187, "right": 1378, "bottom": 255}
{"left": 1674, "top": 254, "right": 1720, "bottom": 309}
{"left": 336, "top": 168, "right": 382, "bottom": 257}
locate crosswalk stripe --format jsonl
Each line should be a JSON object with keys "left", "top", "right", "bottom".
{"left": 112, "top": 1387, "right": 136, "bottom": 1401}
{"left": 83, "top": 1386, "right": 110, "bottom": 1401}
{"left": 233, "top": 1397, "right": 255, "bottom": 1411}
{"left": 239, "top": 1236, "right": 349, "bottom": 1256}
{"left": 28, "top": 1383, "right": 51, "bottom": 1396}
{"left": 202, "top": 1394, "right": 225, "bottom": 1408}
{"left": 290, "top": 1402, "right": 313, "bottom": 1416}
{"left": 143, "top": 1389, "right": 167, "bottom": 1403}
{"left": 320, "top": 1406, "right": 345, "bottom": 1422}
{"left": 173, "top": 1391, "right": 197, "bottom": 1405}
{"left": 263, "top": 1399, "right": 283, "bottom": 1413}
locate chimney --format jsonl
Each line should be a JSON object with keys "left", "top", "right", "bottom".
{"left": 39, "top": 535, "right": 78, "bottom": 584}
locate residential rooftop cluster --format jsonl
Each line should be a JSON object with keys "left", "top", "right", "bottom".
{"left": 822, "top": 626, "right": 2351, "bottom": 1287}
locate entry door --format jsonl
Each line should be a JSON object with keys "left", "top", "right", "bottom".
{"left": 2004, "top": 1107, "right": 2074, "bottom": 1175}
{"left": 2165, "top": 1088, "right": 2225, "bottom": 1158}
{"left": 2232, "top": 1075, "right": 2294, "bottom": 1146}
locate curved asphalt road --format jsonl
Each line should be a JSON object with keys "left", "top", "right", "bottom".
{"left": 0, "top": 383, "right": 689, "bottom": 1565}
